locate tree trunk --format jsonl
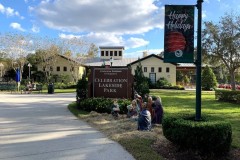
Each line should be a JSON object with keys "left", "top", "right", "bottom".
{"left": 230, "top": 70, "right": 236, "bottom": 90}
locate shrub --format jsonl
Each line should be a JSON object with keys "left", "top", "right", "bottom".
{"left": 117, "top": 99, "right": 131, "bottom": 114}
{"left": 155, "top": 77, "right": 171, "bottom": 88}
{"left": 215, "top": 89, "right": 240, "bottom": 104}
{"left": 162, "top": 114, "right": 232, "bottom": 155}
{"left": 76, "top": 74, "right": 88, "bottom": 104}
{"left": 78, "top": 98, "right": 112, "bottom": 113}
{"left": 78, "top": 98, "right": 131, "bottom": 114}
{"left": 237, "top": 94, "right": 240, "bottom": 104}
{"left": 134, "top": 61, "right": 150, "bottom": 97}
{"left": 54, "top": 82, "right": 67, "bottom": 89}
{"left": 202, "top": 65, "right": 217, "bottom": 90}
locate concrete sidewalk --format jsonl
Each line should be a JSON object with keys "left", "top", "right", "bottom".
{"left": 0, "top": 93, "right": 135, "bottom": 160}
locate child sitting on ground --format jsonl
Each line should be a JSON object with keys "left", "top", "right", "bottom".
{"left": 137, "top": 102, "right": 152, "bottom": 131}
{"left": 127, "top": 100, "right": 138, "bottom": 119}
{"left": 111, "top": 100, "right": 120, "bottom": 118}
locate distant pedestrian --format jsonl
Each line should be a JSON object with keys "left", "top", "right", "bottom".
{"left": 26, "top": 81, "right": 32, "bottom": 94}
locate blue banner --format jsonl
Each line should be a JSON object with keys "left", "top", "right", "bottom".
{"left": 16, "top": 68, "right": 20, "bottom": 82}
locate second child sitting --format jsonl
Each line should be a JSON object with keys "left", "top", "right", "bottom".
{"left": 127, "top": 100, "right": 138, "bottom": 118}
{"left": 111, "top": 100, "right": 120, "bottom": 118}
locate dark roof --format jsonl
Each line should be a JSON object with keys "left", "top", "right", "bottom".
{"left": 99, "top": 46, "right": 125, "bottom": 50}
{"left": 127, "top": 54, "right": 178, "bottom": 66}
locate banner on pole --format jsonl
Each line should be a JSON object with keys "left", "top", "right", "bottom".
{"left": 16, "top": 68, "right": 20, "bottom": 82}
{"left": 164, "top": 5, "right": 195, "bottom": 63}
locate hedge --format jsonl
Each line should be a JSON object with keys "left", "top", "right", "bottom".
{"left": 77, "top": 97, "right": 131, "bottom": 114}
{"left": 162, "top": 114, "right": 232, "bottom": 155}
{"left": 215, "top": 89, "right": 240, "bottom": 104}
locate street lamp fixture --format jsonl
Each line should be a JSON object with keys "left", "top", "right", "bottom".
{"left": 28, "top": 63, "right": 32, "bottom": 80}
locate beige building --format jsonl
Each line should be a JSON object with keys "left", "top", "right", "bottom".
{"left": 128, "top": 54, "right": 177, "bottom": 85}
{"left": 37, "top": 46, "right": 178, "bottom": 84}
{"left": 37, "top": 54, "right": 85, "bottom": 82}
{"left": 84, "top": 46, "right": 177, "bottom": 85}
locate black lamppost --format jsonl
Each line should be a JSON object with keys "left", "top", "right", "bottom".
{"left": 195, "top": 0, "right": 203, "bottom": 121}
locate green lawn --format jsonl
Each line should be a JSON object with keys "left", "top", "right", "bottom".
{"left": 151, "top": 89, "right": 240, "bottom": 148}
{"left": 68, "top": 89, "right": 240, "bottom": 159}
{"left": 40, "top": 88, "right": 76, "bottom": 93}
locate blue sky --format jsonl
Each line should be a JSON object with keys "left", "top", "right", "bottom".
{"left": 1, "top": 0, "right": 240, "bottom": 58}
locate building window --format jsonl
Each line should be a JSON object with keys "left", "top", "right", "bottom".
{"left": 43, "top": 67, "right": 45, "bottom": 71}
{"left": 57, "top": 66, "right": 60, "bottom": 71}
{"left": 110, "top": 51, "right": 113, "bottom": 56}
{"left": 166, "top": 67, "right": 170, "bottom": 73}
{"left": 119, "top": 51, "right": 122, "bottom": 56}
{"left": 158, "top": 67, "right": 162, "bottom": 72}
{"left": 151, "top": 67, "right": 154, "bottom": 73}
{"left": 101, "top": 51, "right": 104, "bottom": 56}
{"left": 106, "top": 51, "right": 109, "bottom": 56}
{"left": 149, "top": 73, "right": 156, "bottom": 84}
{"left": 144, "top": 67, "right": 147, "bottom": 72}
{"left": 114, "top": 51, "right": 117, "bottom": 56}
{"left": 64, "top": 66, "right": 67, "bottom": 71}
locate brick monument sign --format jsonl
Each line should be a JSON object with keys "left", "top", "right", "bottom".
{"left": 88, "top": 67, "right": 134, "bottom": 99}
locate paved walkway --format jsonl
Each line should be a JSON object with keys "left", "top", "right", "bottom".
{"left": 0, "top": 93, "right": 135, "bottom": 160}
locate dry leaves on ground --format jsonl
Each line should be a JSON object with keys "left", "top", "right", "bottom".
{"left": 78, "top": 111, "right": 240, "bottom": 160}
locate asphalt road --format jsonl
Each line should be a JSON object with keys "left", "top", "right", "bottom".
{"left": 0, "top": 93, "right": 134, "bottom": 160}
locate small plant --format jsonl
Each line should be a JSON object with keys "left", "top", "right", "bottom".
{"left": 76, "top": 74, "right": 88, "bottom": 105}
{"left": 202, "top": 65, "right": 217, "bottom": 90}
{"left": 155, "top": 77, "right": 171, "bottom": 88}
{"left": 134, "top": 61, "right": 150, "bottom": 97}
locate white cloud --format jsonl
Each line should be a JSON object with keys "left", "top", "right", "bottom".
{"left": 33, "top": 0, "right": 164, "bottom": 34}
{"left": 59, "top": 33, "right": 81, "bottom": 39}
{"left": 0, "top": 3, "right": 24, "bottom": 19}
{"left": 60, "top": 32, "right": 123, "bottom": 46}
{"left": 202, "top": 10, "right": 207, "bottom": 19}
{"left": 124, "top": 37, "right": 149, "bottom": 49}
{"left": 31, "top": 25, "right": 40, "bottom": 33}
{"left": 5, "top": 7, "right": 14, "bottom": 16}
{"left": 125, "top": 49, "right": 163, "bottom": 58}
{"left": 10, "top": 22, "right": 26, "bottom": 32}
{"left": 59, "top": 33, "right": 149, "bottom": 50}
{"left": 0, "top": 4, "right": 4, "bottom": 13}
